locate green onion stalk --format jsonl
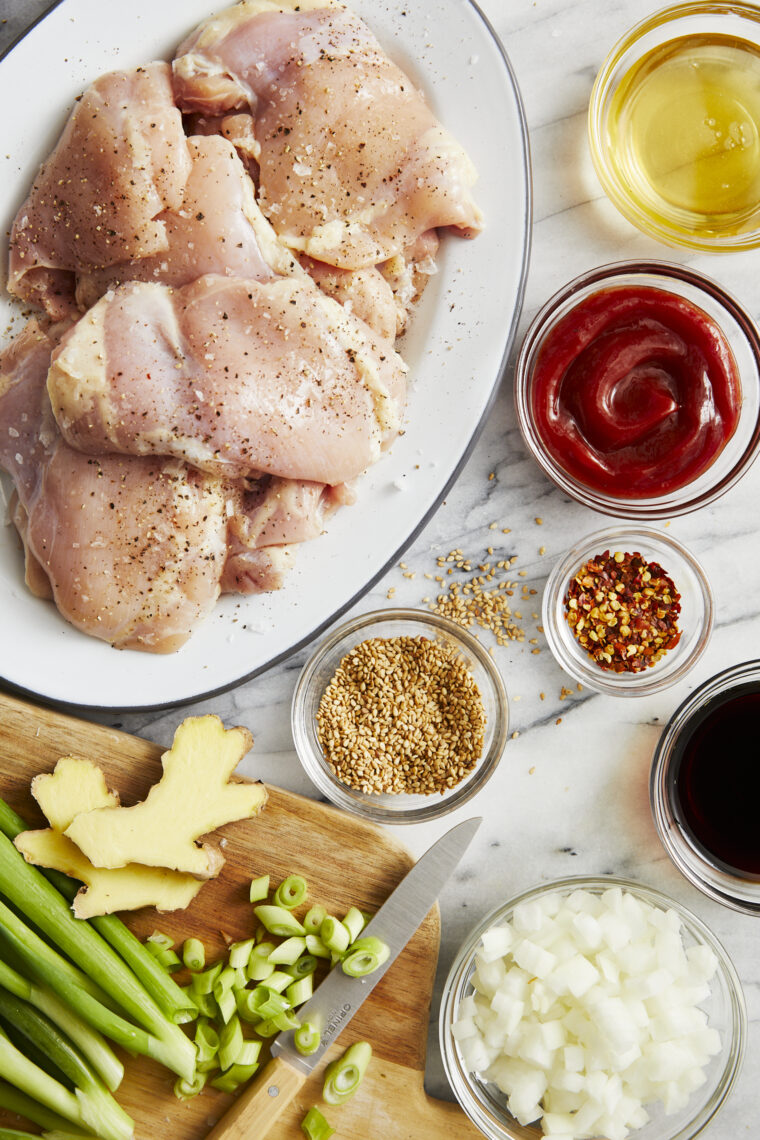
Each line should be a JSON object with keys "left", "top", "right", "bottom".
{"left": 0, "top": 895, "right": 193, "bottom": 1079}
{"left": 0, "top": 990, "right": 133, "bottom": 1140}
{"left": 0, "top": 799, "right": 196, "bottom": 1027}
{"left": 0, "top": 956, "right": 122, "bottom": 1092}
{"left": 0, "top": 808, "right": 196, "bottom": 1081}
{"left": 0, "top": 1080, "right": 89, "bottom": 1135}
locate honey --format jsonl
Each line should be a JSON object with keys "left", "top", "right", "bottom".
{"left": 606, "top": 33, "right": 760, "bottom": 241}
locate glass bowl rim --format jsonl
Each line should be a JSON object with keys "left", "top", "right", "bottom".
{"left": 541, "top": 524, "right": 714, "bottom": 698}
{"left": 290, "top": 606, "right": 510, "bottom": 824}
{"left": 440, "top": 873, "right": 748, "bottom": 1140}
{"left": 514, "top": 259, "right": 760, "bottom": 520}
{"left": 587, "top": 1, "right": 760, "bottom": 253}
{"left": 650, "top": 657, "right": 760, "bottom": 914}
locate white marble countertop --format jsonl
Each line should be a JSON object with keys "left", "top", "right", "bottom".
{"left": 1, "top": 1, "right": 758, "bottom": 1138}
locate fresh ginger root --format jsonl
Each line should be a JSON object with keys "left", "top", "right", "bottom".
{"left": 15, "top": 829, "right": 203, "bottom": 918}
{"left": 33, "top": 756, "right": 120, "bottom": 827}
{"left": 66, "top": 716, "right": 267, "bottom": 879}
{"left": 15, "top": 756, "right": 203, "bottom": 917}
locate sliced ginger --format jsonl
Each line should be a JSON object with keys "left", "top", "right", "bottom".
{"left": 33, "top": 756, "right": 120, "bottom": 828}
{"left": 65, "top": 715, "right": 267, "bottom": 879}
{"left": 15, "top": 829, "right": 203, "bottom": 919}
{"left": 14, "top": 756, "right": 203, "bottom": 917}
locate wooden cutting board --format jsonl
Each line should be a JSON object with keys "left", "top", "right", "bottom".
{"left": 0, "top": 691, "right": 481, "bottom": 1140}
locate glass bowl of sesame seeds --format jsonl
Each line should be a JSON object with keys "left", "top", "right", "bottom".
{"left": 542, "top": 526, "right": 713, "bottom": 698}
{"left": 291, "top": 608, "right": 509, "bottom": 823}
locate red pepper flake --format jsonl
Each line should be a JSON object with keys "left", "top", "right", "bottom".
{"left": 564, "top": 549, "right": 682, "bottom": 673}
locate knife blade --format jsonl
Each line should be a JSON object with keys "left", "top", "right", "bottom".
{"left": 204, "top": 815, "right": 481, "bottom": 1139}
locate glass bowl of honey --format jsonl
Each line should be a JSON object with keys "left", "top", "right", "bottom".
{"left": 589, "top": 2, "right": 760, "bottom": 251}
{"left": 651, "top": 660, "right": 760, "bottom": 914}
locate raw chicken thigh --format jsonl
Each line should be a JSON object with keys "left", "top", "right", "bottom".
{"left": 0, "top": 322, "right": 229, "bottom": 652}
{"left": 1, "top": 0, "right": 481, "bottom": 652}
{"left": 173, "top": 0, "right": 483, "bottom": 269}
{"left": 48, "top": 273, "right": 406, "bottom": 485}
{"left": 8, "top": 63, "right": 191, "bottom": 320}
{"left": 76, "top": 135, "right": 296, "bottom": 309}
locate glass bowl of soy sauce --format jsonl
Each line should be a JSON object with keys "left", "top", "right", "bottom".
{"left": 651, "top": 660, "right": 760, "bottom": 914}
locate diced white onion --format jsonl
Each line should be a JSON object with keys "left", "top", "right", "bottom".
{"left": 452, "top": 888, "right": 721, "bottom": 1140}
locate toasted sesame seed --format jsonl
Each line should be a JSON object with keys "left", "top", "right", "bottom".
{"left": 316, "top": 636, "right": 486, "bottom": 796}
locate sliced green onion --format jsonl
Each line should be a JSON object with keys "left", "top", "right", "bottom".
{"left": 228, "top": 939, "right": 254, "bottom": 970}
{"left": 305, "top": 934, "right": 330, "bottom": 959}
{"left": 341, "top": 936, "right": 390, "bottom": 978}
{"left": 247, "top": 941, "right": 276, "bottom": 979}
{"left": 194, "top": 1020, "right": 219, "bottom": 1069}
{"left": 303, "top": 905, "right": 326, "bottom": 935}
{"left": 193, "top": 991, "right": 216, "bottom": 1019}
{"left": 267, "top": 936, "right": 306, "bottom": 966}
{"left": 218, "top": 1017, "right": 243, "bottom": 1071}
{"left": 285, "top": 975, "right": 313, "bottom": 1008}
{"left": 265, "top": 970, "right": 294, "bottom": 994}
{"left": 301, "top": 1106, "right": 334, "bottom": 1140}
{"left": 236, "top": 1039, "right": 262, "bottom": 1067}
{"left": 214, "top": 987, "right": 237, "bottom": 1025}
{"left": 150, "top": 947, "right": 182, "bottom": 973}
{"left": 320, "top": 918, "right": 349, "bottom": 954}
{"left": 249, "top": 875, "right": 270, "bottom": 903}
{"left": 235, "top": 990, "right": 263, "bottom": 1023}
{"left": 173, "top": 1071, "right": 207, "bottom": 1100}
{"left": 190, "top": 962, "right": 223, "bottom": 996}
{"left": 342, "top": 907, "right": 366, "bottom": 943}
{"left": 322, "top": 1041, "right": 372, "bottom": 1105}
{"left": 285, "top": 954, "right": 318, "bottom": 980}
{"left": 210, "top": 1061, "right": 258, "bottom": 1093}
{"left": 146, "top": 931, "right": 174, "bottom": 951}
{"left": 254, "top": 905, "right": 306, "bottom": 937}
{"left": 247, "top": 957, "right": 275, "bottom": 983}
{"left": 215, "top": 966, "right": 237, "bottom": 993}
{"left": 182, "top": 939, "right": 206, "bottom": 972}
{"left": 294, "top": 1021, "right": 320, "bottom": 1056}
{"left": 273, "top": 875, "right": 308, "bottom": 910}
{"left": 252, "top": 990, "right": 290, "bottom": 1021}
{"left": 251, "top": 1017, "right": 278, "bottom": 1037}
{"left": 256, "top": 1009, "right": 299, "bottom": 1036}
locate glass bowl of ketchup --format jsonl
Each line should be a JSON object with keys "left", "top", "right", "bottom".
{"left": 543, "top": 525, "right": 713, "bottom": 698}
{"left": 515, "top": 261, "right": 760, "bottom": 520}
{"left": 651, "top": 660, "right": 760, "bottom": 915}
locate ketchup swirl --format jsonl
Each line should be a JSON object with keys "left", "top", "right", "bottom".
{"left": 531, "top": 286, "right": 742, "bottom": 498}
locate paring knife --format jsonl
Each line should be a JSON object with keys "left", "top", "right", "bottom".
{"left": 204, "top": 815, "right": 481, "bottom": 1140}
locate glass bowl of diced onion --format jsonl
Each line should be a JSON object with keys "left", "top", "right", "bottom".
{"left": 439, "top": 876, "right": 745, "bottom": 1140}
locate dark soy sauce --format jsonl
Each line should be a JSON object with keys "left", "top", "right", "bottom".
{"left": 671, "top": 686, "right": 760, "bottom": 878}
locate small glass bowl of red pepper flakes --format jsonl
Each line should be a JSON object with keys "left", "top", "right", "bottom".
{"left": 543, "top": 527, "right": 713, "bottom": 696}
